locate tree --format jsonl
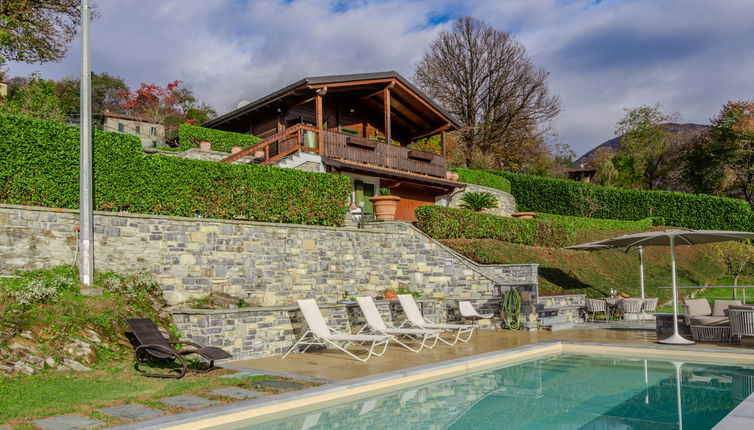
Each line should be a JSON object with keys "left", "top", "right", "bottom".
{"left": 119, "top": 80, "right": 216, "bottom": 130}
{"left": 0, "top": 0, "right": 94, "bottom": 64}
{"left": 614, "top": 104, "right": 680, "bottom": 189}
{"left": 679, "top": 130, "right": 726, "bottom": 195}
{"left": 715, "top": 241, "right": 754, "bottom": 299}
{"left": 0, "top": 73, "right": 65, "bottom": 122}
{"left": 54, "top": 72, "right": 129, "bottom": 117}
{"left": 414, "top": 17, "right": 561, "bottom": 169}
{"left": 711, "top": 101, "right": 754, "bottom": 208}
{"left": 588, "top": 147, "right": 620, "bottom": 186}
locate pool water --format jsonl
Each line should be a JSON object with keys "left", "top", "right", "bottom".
{"left": 242, "top": 354, "right": 754, "bottom": 430}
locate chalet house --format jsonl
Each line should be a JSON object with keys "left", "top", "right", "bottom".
{"left": 103, "top": 112, "right": 166, "bottom": 149}
{"left": 205, "top": 71, "right": 464, "bottom": 221}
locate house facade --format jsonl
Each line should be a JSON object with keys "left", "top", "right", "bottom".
{"left": 204, "top": 71, "right": 464, "bottom": 221}
{"left": 103, "top": 112, "right": 166, "bottom": 149}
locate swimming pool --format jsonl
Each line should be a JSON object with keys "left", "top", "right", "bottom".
{"left": 233, "top": 353, "right": 754, "bottom": 430}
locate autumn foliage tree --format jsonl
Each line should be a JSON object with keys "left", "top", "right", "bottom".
{"left": 118, "top": 80, "right": 215, "bottom": 130}
{"left": 712, "top": 101, "right": 754, "bottom": 208}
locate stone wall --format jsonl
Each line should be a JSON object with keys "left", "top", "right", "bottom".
{"left": 0, "top": 204, "right": 537, "bottom": 305}
{"left": 173, "top": 298, "right": 501, "bottom": 359}
{"left": 0, "top": 203, "right": 540, "bottom": 358}
{"left": 446, "top": 183, "right": 516, "bottom": 217}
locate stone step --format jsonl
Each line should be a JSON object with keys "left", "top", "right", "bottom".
{"left": 539, "top": 315, "right": 567, "bottom": 325}
{"left": 541, "top": 321, "right": 575, "bottom": 331}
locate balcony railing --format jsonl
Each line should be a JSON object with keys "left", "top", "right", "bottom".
{"left": 321, "top": 130, "right": 446, "bottom": 178}
{"left": 221, "top": 125, "right": 446, "bottom": 178}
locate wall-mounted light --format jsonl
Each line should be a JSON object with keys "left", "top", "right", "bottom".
{"left": 349, "top": 108, "right": 355, "bottom": 114}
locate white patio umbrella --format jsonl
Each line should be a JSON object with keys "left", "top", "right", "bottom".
{"left": 584, "top": 229, "right": 754, "bottom": 345}
{"left": 564, "top": 243, "right": 646, "bottom": 299}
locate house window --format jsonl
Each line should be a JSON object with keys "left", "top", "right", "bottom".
{"left": 117, "top": 122, "right": 124, "bottom": 132}
{"left": 150, "top": 126, "right": 157, "bottom": 136}
{"left": 151, "top": 140, "right": 157, "bottom": 148}
{"left": 135, "top": 125, "right": 140, "bottom": 134}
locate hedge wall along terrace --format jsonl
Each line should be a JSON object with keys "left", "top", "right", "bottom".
{"left": 178, "top": 123, "right": 262, "bottom": 152}
{"left": 415, "top": 205, "right": 575, "bottom": 248}
{"left": 0, "top": 113, "right": 350, "bottom": 226}
{"left": 452, "top": 168, "right": 512, "bottom": 194}
{"left": 488, "top": 170, "right": 754, "bottom": 231}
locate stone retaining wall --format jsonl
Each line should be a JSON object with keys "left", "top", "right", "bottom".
{"left": 446, "top": 183, "right": 516, "bottom": 217}
{"left": 172, "top": 298, "right": 502, "bottom": 359}
{"left": 0, "top": 204, "right": 537, "bottom": 308}
{"left": 536, "top": 294, "right": 586, "bottom": 324}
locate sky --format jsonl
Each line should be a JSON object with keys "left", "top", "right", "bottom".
{"left": 7, "top": 0, "right": 754, "bottom": 157}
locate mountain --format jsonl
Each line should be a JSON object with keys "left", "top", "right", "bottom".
{"left": 576, "top": 123, "right": 711, "bottom": 166}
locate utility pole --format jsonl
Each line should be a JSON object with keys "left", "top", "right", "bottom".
{"left": 79, "top": 0, "right": 95, "bottom": 287}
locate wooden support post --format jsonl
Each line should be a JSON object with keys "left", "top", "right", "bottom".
{"left": 441, "top": 128, "right": 447, "bottom": 157}
{"left": 383, "top": 87, "right": 391, "bottom": 145}
{"left": 316, "top": 87, "right": 326, "bottom": 152}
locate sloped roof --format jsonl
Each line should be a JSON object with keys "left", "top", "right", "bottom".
{"left": 204, "top": 71, "right": 462, "bottom": 130}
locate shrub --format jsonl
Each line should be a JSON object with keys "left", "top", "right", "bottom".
{"left": 460, "top": 191, "right": 498, "bottom": 212}
{"left": 486, "top": 170, "right": 754, "bottom": 231}
{"left": 537, "top": 213, "right": 655, "bottom": 231}
{"left": 0, "top": 113, "right": 350, "bottom": 226}
{"left": 453, "top": 168, "right": 511, "bottom": 193}
{"left": 178, "top": 123, "right": 262, "bottom": 152}
{"left": 415, "top": 205, "right": 575, "bottom": 247}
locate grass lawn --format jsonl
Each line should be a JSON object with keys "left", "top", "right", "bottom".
{"left": 0, "top": 361, "right": 312, "bottom": 429}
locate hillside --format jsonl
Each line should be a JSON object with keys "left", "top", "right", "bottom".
{"left": 576, "top": 123, "right": 710, "bottom": 165}
{"left": 442, "top": 227, "right": 754, "bottom": 308}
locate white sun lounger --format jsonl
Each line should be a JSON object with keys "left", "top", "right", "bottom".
{"left": 283, "top": 299, "right": 391, "bottom": 362}
{"left": 397, "top": 294, "right": 475, "bottom": 345}
{"left": 356, "top": 296, "right": 440, "bottom": 352}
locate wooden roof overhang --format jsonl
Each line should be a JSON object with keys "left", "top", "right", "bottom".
{"left": 321, "top": 157, "right": 465, "bottom": 192}
{"left": 203, "top": 71, "right": 462, "bottom": 140}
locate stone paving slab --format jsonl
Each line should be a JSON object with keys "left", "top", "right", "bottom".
{"left": 253, "top": 379, "right": 305, "bottom": 390}
{"left": 157, "top": 395, "right": 216, "bottom": 409}
{"left": 219, "top": 371, "right": 261, "bottom": 379}
{"left": 98, "top": 404, "right": 164, "bottom": 420}
{"left": 208, "top": 387, "right": 263, "bottom": 400}
{"left": 32, "top": 415, "right": 103, "bottom": 430}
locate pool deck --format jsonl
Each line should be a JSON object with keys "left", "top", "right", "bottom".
{"left": 228, "top": 326, "right": 754, "bottom": 381}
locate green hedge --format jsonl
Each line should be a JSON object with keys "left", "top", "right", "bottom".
{"left": 415, "top": 205, "right": 575, "bottom": 248}
{"left": 0, "top": 113, "right": 350, "bottom": 225}
{"left": 178, "top": 123, "right": 262, "bottom": 152}
{"left": 537, "top": 213, "right": 655, "bottom": 231}
{"left": 487, "top": 170, "right": 754, "bottom": 231}
{"left": 452, "top": 168, "right": 511, "bottom": 193}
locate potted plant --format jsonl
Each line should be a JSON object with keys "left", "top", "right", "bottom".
{"left": 369, "top": 188, "right": 400, "bottom": 220}
{"left": 382, "top": 289, "right": 398, "bottom": 300}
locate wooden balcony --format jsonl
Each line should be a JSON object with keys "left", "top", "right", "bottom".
{"left": 221, "top": 125, "right": 447, "bottom": 179}
{"left": 321, "top": 130, "right": 446, "bottom": 178}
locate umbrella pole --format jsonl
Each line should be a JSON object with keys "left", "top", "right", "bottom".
{"left": 660, "top": 236, "right": 695, "bottom": 344}
{"left": 639, "top": 247, "right": 645, "bottom": 300}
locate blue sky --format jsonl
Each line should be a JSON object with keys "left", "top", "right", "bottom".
{"left": 7, "top": 0, "right": 754, "bottom": 157}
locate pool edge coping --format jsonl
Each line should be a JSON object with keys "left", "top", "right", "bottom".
{"left": 108, "top": 341, "right": 754, "bottom": 430}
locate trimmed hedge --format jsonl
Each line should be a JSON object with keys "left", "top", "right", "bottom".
{"left": 178, "top": 123, "right": 262, "bottom": 152}
{"left": 415, "top": 205, "right": 575, "bottom": 248}
{"left": 487, "top": 170, "right": 754, "bottom": 231}
{"left": 537, "top": 213, "right": 655, "bottom": 232}
{"left": 0, "top": 113, "right": 350, "bottom": 226}
{"left": 452, "top": 168, "right": 511, "bottom": 193}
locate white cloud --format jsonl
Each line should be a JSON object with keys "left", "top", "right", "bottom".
{"left": 7, "top": 0, "right": 754, "bottom": 156}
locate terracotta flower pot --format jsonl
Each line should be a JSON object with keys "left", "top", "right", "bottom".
{"left": 512, "top": 211, "right": 536, "bottom": 219}
{"left": 369, "top": 195, "right": 401, "bottom": 220}
{"left": 383, "top": 290, "right": 398, "bottom": 300}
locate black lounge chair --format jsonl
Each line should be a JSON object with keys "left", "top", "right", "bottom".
{"left": 125, "top": 318, "right": 232, "bottom": 379}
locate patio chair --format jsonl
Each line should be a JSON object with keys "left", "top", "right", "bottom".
{"left": 641, "top": 298, "right": 658, "bottom": 319}
{"left": 619, "top": 298, "right": 644, "bottom": 322}
{"left": 728, "top": 305, "right": 754, "bottom": 342}
{"left": 125, "top": 318, "right": 232, "bottom": 379}
{"left": 355, "top": 296, "right": 440, "bottom": 353}
{"left": 459, "top": 301, "right": 498, "bottom": 330}
{"left": 283, "top": 299, "right": 390, "bottom": 362}
{"left": 584, "top": 298, "right": 609, "bottom": 323}
{"left": 683, "top": 299, "right": 735, "bottom": 342}
{"left": 397, "top": 294, "right": 475, "bottom": 345}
